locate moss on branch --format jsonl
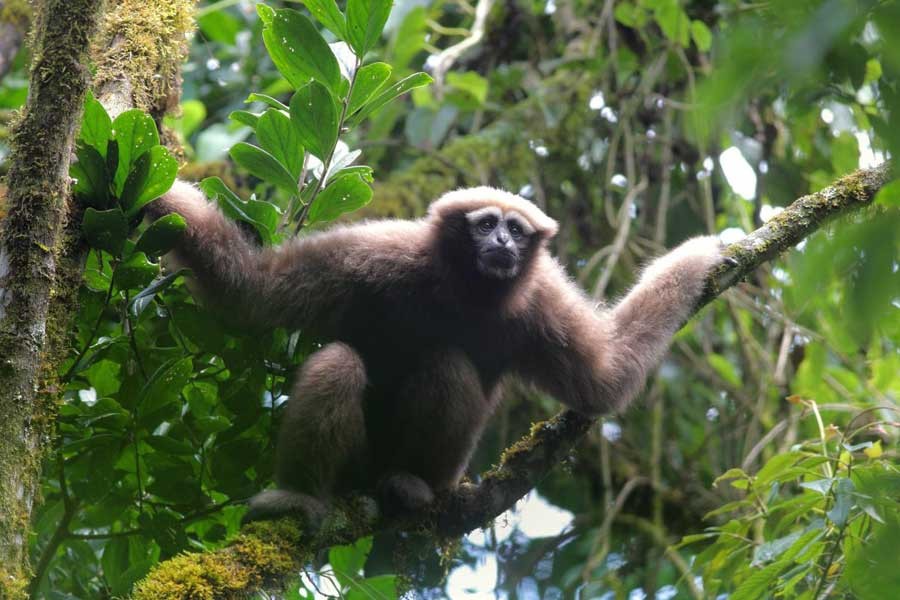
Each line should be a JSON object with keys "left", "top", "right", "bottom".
{"left": 132, "top": 164, "right": 894, "bottom": 599}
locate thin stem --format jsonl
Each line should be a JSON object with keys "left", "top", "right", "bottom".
{"left": 295, "top": 56, "right": 362, "bottom": 233}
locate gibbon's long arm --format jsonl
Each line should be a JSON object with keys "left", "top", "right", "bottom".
{"left": 516, "top": 237, "right": 723, "bottom": 416}
{"left": 145, "top": 181, "right": 428, "bottom": 332}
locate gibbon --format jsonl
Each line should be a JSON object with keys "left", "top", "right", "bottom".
{"left": 146, "top": 181, "right": 724, "bottom": 523}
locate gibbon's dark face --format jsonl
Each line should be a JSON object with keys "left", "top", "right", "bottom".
{"left": 466, "top": 206, "right": 535, "bottom": 279}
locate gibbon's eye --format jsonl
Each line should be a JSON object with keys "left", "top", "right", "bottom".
{"left": 508, "top": 220, "right": 525, "bottom": 238}
{"left": 478, "top": 217, "right": 497, "bottom": 233}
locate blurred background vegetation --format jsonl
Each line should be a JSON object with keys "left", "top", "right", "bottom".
{"left": 1, "top": 0, "right": 898, "bottom": 598}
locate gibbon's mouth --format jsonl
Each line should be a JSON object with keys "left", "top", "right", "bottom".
{"left": 478, "top": 249, "right": 520, "bottom": 279}
{"left": 482, "top": 248, "right": 517, "bottom": 269}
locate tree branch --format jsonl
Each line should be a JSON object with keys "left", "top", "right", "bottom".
{"left": 133, "top": 163, "right": 893, "bottom": 599}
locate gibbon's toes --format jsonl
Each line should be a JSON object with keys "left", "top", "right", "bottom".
{"left": 377, "top": 473, "right": 436, "bottom": 515}
{"left": 242, "top": 489, "right": 328, "bottom": 528}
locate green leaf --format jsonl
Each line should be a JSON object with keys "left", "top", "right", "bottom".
{"left": 256, "top": 109, "right": 305, "bottom": 179}
{"left": 289, "top": 81, "right": 339, "bottom": 160}
{"left": 707, "top": 353, "right": 741, "bottom": 387}
{"left": 799, "top": 478, "right": 832, "bottom": 495}
{"left": 72, "top": 144, "right": 111, "bottom": 209}
{"left": 345, "top": 575, "right": 397, "bottom": 600}
{"left": 246, "top": 93, "right": 289, "bottom": 111}
{"left": 229, "top": 142, "right": 299, "bottom": 192}
{"left": 345, "top": 0, "right": 392, "bottom": 56}
{"left": 826, "top": 477, "right": 854, "bottom": 526}
{"left": 135, "top": 214, "right": 186, "bottom": 257}
{"left": 614, "top": 3, "right": 646, "bottom": 27}
{"left": 257, "top": 3, "right": 275, "bottom": 24}
{"left": 308, "top": 173, "right": 372, "bottom": 224}
{"left": 80, "top": 91, "right": 112, "bottom": 157}
{"left": 654, "top": 3, "right": 690, "bottom": 47}
{"left": 114, "top": 252, "right": 159, "bottom": 290}
{"left": 713, "top": 467, "right": 748, "bottom": 487}
{"left": 347, "top": 62, "right": 392, "bottom": 115}
{"left": 120, "top": 146, "right": 178, "bottom": 217}
{"left": 145, "top": 435, "right": 194, "bottom": 456}
{"left": 691, "top": 19, "right": 712, "bottom": 51}
{"left": 140, "top": 357, "right": 193, "bottom": 415}
{"left": 730, "top": 559, "right": 787, "bottom": 600}
{"left": 82, "top": 207, "right": 128, "bottom": 255}
{"left": 129, "top": 270, "right": 186, "bottom": 317}
{"left": 112, "top": 110, "right": 160, "bottom": 195}
{"left": 874, "top": 178, "right": 900, "bottom": 207}
{"left": 229, "top": 110, "right": 261, "bottom": 129}
{"left": 332, "top": 165, "right": 373, "bottom": 183}
{"left": 754, "top": 451, "right": 802, "bottom": 487}
{"left": 329, "top": 537, "right": 372, "bottom": 587}
{"left": 446, "top": 71, "right": 489, "bottom": 106}
{"left": 347, "top": 72, "right": 433, "bottom": 126}
{"left": 199, "top": 177, "right": 281, "bottom": 245}
{"left": 302, "top": 0, "right": 346, "bottom": 38}
{"left": 264, "top": 8, "right": 341, "bottom": 93}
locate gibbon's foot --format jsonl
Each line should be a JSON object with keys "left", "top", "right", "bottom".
{"left": 377, "top": 472, "right": 436, "bottom": 515}
{"left": 242, "top": 489, "right": 328, "bottom": 528}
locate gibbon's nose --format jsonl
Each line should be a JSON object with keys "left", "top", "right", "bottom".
{"left": 495, "top": 230, "right": 510, "bottom": 246}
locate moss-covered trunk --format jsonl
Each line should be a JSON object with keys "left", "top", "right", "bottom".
{"left": 0, "top": 0, "right": 105, "bottom": 596}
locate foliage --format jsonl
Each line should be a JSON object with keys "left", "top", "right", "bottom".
{"left": 0, "top": 0, "right": 895, "bottom": 598}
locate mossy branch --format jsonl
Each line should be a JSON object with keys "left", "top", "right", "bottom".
{"left": 133, "top": 163, "right": 893, "bottom": 599}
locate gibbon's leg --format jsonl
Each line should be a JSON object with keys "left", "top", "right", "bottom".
{"left": 244, "top": 343, "right": 368, "bottom": 524}
{"left": 375, "top": 349, "right": 492, "bottom": 514}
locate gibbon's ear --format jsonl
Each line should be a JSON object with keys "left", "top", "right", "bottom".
{"left": 428, "top": 186, "right": 559, "bottom": 240}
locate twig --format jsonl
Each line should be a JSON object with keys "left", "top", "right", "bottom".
{"left": 430, "top": 0, "right": 494, "bottom": 98}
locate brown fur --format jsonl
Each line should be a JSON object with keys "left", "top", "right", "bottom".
{"left": 146, "top": 182, "right": 723, "bottom": 521}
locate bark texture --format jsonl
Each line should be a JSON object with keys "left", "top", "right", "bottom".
{"left": 0, "top": 1, "right": 105, "bottom": 596}
{"left": 133, "top": 163, "right": 893, "bottom": 599}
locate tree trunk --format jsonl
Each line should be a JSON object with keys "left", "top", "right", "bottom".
{"left": 0, "top": 0, "right": 105, "bottom": 596}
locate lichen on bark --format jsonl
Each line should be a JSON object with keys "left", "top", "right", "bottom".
{"left": 0, "top": 1, "right": 106, "bottom": 597}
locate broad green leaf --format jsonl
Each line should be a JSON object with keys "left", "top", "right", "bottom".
{"left": 101, "top": 538, "right": 130, "bottom": 596}
{"left": 614, "top": 3, "right": 646, "bottom": 27}
{"left": 302, "top": 0, "right": 346, "bottom": 38}
{"left": 751, "top": 530, "right": 803, "bottom": 566}
{"left": 82, "top": 207, "right": 128, "bottom": 255}
{"left": 289, "top": 82, "right": 339, "bottom": 160}
{"left": 329, "top": 537, "right": 372, "bottom": 587}
{"left": 230, "top": 142, "right": 298, "bottom": 192}
{"left": 754, "top": 451, "right": 802, "bottom": 487}
{"left": 799, "top": 478, "right": 832, "bottom": 495}
{"left": 347, "top": 72, "right": 433, "bottom": 126}
{"left": 713, "top": 467, "right": 748, "bottom": 487}
{"left": 135, "top": 214, "right": 186, "bottom": 257}
{"left": 446, "top": 71, "right": 489, "bottom": 106}
{"left": 257, "top": 3, "right": 275, "bottom": 24}
{"left": 194, "top": 415, "right": 231, "bottom": 436}
{"left": 307, "top": 173, "right": 372, "bottom": 224}
{"left": 874, "top": 178, "right": 900, "bottom": 207}
{"left": 112, "top": 110, "right": 160, "bottom": 195}
{"left": 691, "top": 19, "right": 712, "bottom": 51}
{"left": 200, "top": 177, "right": 281, "bottom": 244}
{"left": 229, "top": 110, "right": 261, "bottom": 129}
{"left": 345, "top": 0, "right": 391, "bottom": 56}
{"left": 347, "top": 62, "right": 391, "bottom": 115}
{"left": 826, "top": 477, "right": 854, "bottom": 526}
{"left": 345, "top": 574, "right": 397, "bottom": 600}
{"left": 654, "top": 3, "right": 690, "bottom": 47}
{"left": 707, "top": 353, "right": 741, "bottom": 387}
{"left": 80, "top": 91, "right": 112, "bottom": 157}
{"left": 129, "top": 270, "right": 186, "bottom": 317}
{"left": 113, "top": 252, "right": 159, "bottom": 290}
{"left": 119, "top": 146, "right": 178, "bottom": 217}
{"left": 265, "top": 8, "right": 341, "bottom": 93}
{"left": 145, "top": 435, "right": 194, "bottom": 456}
{"left": 72, "top": 144, "right": 111, "bottom": 209}
{"left": 168, "top": 99, "right": 206, "bottom": 138}
{"left": 332, "top": 165, "right": 373, "bottom": 183}
{"left": 140, "top": 357, "right": 193, "bottom": 415}
{"left": 246, "top": 93, "right": 289, "bottom": 111}
{"left": 257, "top": 109, "right": 305, "bottom": 178}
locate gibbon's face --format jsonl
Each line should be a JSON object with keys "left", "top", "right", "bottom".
{"left": 466, "top": 206, "right": 536, "bottom": 279}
